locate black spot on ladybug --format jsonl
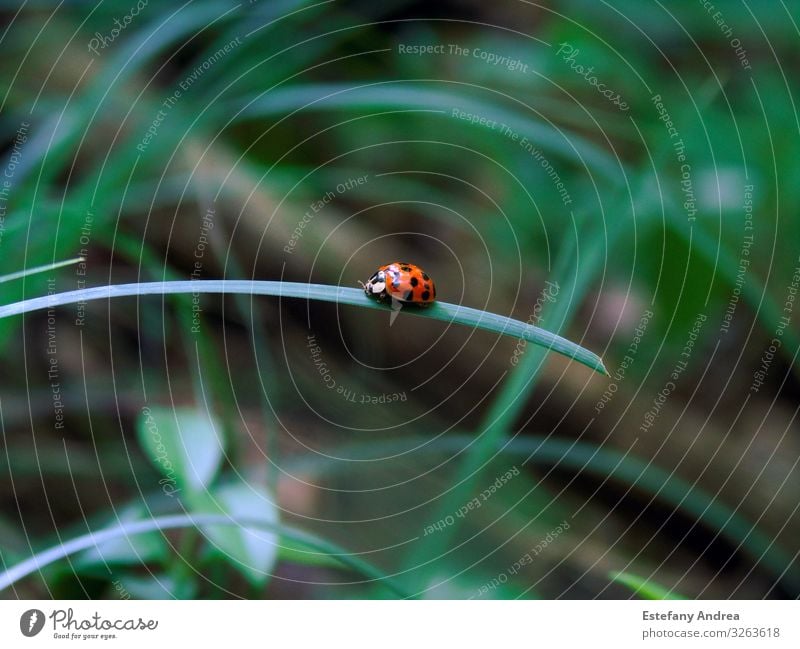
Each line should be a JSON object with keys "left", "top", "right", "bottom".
{"left": 393, "top": 281, "right": 400, "bottom": 289}
{"left": 410, "top": 277, "right": 419, "bottom": 287}
{"left": 424, "top": 283, "right": 429, "bottom": 290}
{"left": 404, "top": 290, "right": 413, "bottom": 301}
{"left": 401, "top": 265, "right": 411, "bottom": 272}
{"left": 421, "top": 290, "right": 430, "bottom": 301}
{"left": 422, "top": 273, "right": 429, "bottom": 280}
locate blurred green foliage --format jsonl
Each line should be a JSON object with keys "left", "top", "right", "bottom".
{"left": 1, "top": 0, "right": 799, "bottom": 599}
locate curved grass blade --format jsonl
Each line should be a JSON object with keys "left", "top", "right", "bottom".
{"left": 404, "top": 211, "right": 610, "bottom": 571}
{"left": 0, "top": 280, "right": 607, "bottom": 375}
{"left": 234, "top": 83, "right": 620, "bottom": 180}
{"left": 0, "top": 513, "right": 410, "bottom": 598}
{"left": 286, "top": 433, "right": 800, "bottom": 595}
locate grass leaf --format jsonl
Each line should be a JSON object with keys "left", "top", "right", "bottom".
{"left": 0, "top": 280, "right": 607, "bottom": 375}
{"left": 137, "top": 406, "right": 224, "bottom": 494}
{"left": 233, "top": 83, "right": 620, "bottom": 180}
{"left": 190, "top": 481, "right": 280, "bottom": 587}
{"left": 0, "top": 513, "right": 411, "bottom": 598}
{"left": 74, "top": 503, "right": 169, "bottom": 569}
{"left": 609, "top": 571, "right": 685, "bottom": 600}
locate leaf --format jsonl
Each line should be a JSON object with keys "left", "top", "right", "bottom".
{"left": 111, "top": 574, "right": 196, "bottom": 600}
{"left": 609, "top": 571, "right": 686, "bottom": 600}
{"left": 0, "top": 280, "right": 608, "bottom": 375}
{"left": 232, "top": 83, "right": 620, "bottom": 180}
{"left": 74, "top": 504, "right": 168, "bottom": 569}
{"left": 137, "top": 406, "right": 224, "bottom": 494}
{"left": 277, "top": 537, "right": 345, "bottom": 570}
{"left": 0, "top": 513, "right": 410, "bottom": 597}
{"left": 191, "top": 481, "right": 280, "bottom": 586}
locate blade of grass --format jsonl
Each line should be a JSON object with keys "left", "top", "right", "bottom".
{"left": 665, "top": 203, "right": 800, "bottom": 377}
{"left": 288, "top": 433, "right": 800, "bottom": 594}
{"left": 404, "top": 208, "right": 613, "bottom": 574}
{"left": 233, "top": 82, "right": 620, "bottom": 180}
{"left": 0, "top": 280, "right": 607, "bottom": 374}
{"left": 12, "top": 1, "right": 236, "bottom": 192}
{"left": 0, "top": 257, "right": 83, "bottom": 283}
{"left": 608, "top": 571, "right": 686, "bottom": 600}
{"left": 403, "top": 97, "right": 704, "bottom": 576}
{"left": 0, "top": 513, "right": 410, "bottom": 597}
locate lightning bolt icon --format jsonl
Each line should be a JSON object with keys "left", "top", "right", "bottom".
{"left": 28, "top": 611, "right": 38, "bottom": 632}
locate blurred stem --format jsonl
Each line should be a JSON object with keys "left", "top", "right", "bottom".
{"left": 167, "top": 528, "right": 200, "bottom": 598}
{"left": 191, "top": 184, "right": 283, "bottom": 494}
{"left": 294, "top": 433, "right": 800, "bottom": 595}
{"left": 403, "top": 208, "right": 609, "bottom": 574}
{"left": 109, "top": 230, "right": 238, "bottom": 461}
{"left": 401, "top": 87, "right": 725, "bottom": 578}
{"left": 0, "top": 513, "right": 411, "bottom": 598}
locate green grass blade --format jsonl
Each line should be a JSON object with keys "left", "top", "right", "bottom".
{"left": 404, "top": 211, "right": 610, "bottom": 573}
{"left": 289, "top": 433, "right": 800, "bottom": 595}
{"left": 234, "top": 83, "right": 620, "bottom": 180}
{"left": 0, "top": 256, "right": 83, "bottom": 283}
{"left": 609, "top": 571, "right": 686, "bottom": 600}
{"left": 0, "top": 513, "right": 410, "bottom": 597}
{"left": 667, "top": 208, "right": 800, "bottom": 376}
{"left": 0, "top": 280, "right": 607, "bottom": 375}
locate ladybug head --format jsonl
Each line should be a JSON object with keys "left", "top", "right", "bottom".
{"left": 362, "top": 270, "right": 386, "bottom": 295}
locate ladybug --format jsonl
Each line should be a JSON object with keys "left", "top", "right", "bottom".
{"left": 360, "top": 262, "right": 436, "bottom": 306}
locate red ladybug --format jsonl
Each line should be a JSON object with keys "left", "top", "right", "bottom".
{"left": 360, "top": 262, "right": 436, "bottom": 306}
